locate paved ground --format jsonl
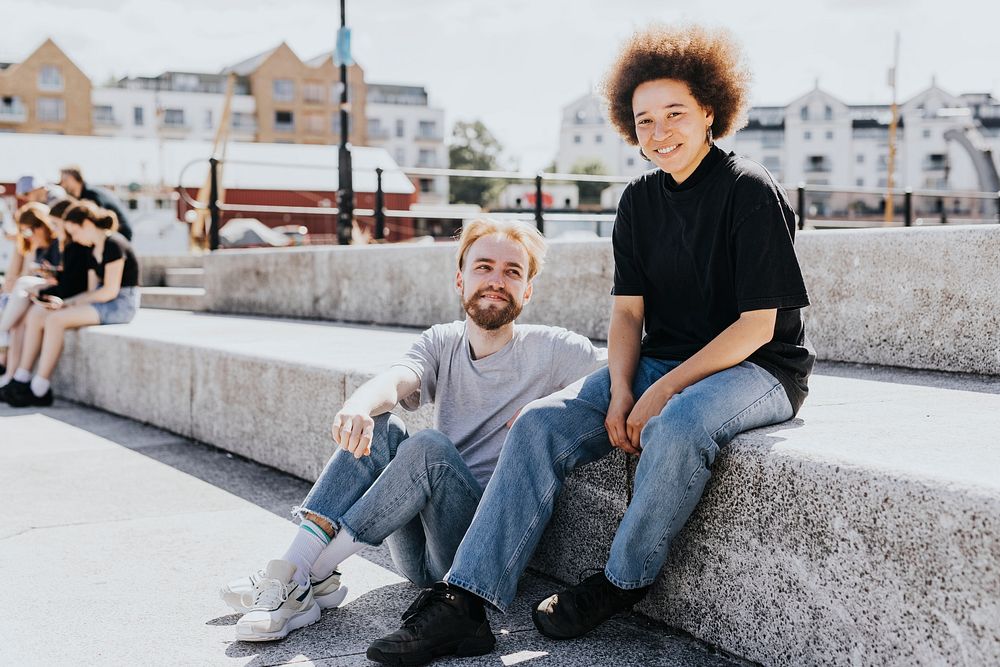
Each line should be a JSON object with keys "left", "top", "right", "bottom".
{"left": 0, "top": 399, "right": 748, "bottom": 667}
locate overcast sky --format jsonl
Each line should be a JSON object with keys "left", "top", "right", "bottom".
{"left": 5, "top": 0, "right": 998, "bottom": 170}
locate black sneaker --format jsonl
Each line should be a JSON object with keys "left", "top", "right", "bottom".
{"left": 532, "top": 571, "right": 649, "bottom": 640}
{"left": 367, "top": 582, "right": 495, "bottom": 665}
{"left": 4, "top": 380, "right": 54, "bottom": 408}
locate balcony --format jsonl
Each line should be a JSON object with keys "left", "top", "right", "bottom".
{"left": 804, "top": 161, "right": 832, "bottom": 174}
{"left": 0, "top": 104, "right": 27, "bottom": 123}
{"left": 367, "top": 127, "right": 390, "bottom": 140}
{"left": 415, "top": 131, "right": 444, "bottom": 142}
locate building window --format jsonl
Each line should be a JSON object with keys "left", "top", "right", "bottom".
{"left": 163, "top": 108, "right": 185, "bottom": 127}
{"left": 232, "top": 112, "right": 255, "bottom": 131}
{"left": 804, "top": 130, "right": 811, "bottom": 140}
{"left": 418, "top": 120, "right": 436, "bottom": 139}
{"left": 418, "top": 148, "right": 436, "bottom": 167}
{"left": 573, "top": 134, "right": 581, "bottom": 144}
{"left": 92, "top": 105, "right": 115, "bottom": 125}
{"left": 395, "top": 148, "right": 406, "bottom": 165}
{"left": 0, "top": 96, "right": 26, "bottom": 121}
{"left": 37, "top": 97, "right": 65, "bottom": 122}
{"left": 305, "top": 113, "right": 324, "bottom": 134}
{"left": 133, "top": 106, "right": 144, "bottom": 126}
{"left": 762, "top": 156, "right": 780, "bottom": 172}
{"left": 204, "top": 110, "right": 213, "bottom": 129}
{"left": 824, "top": 105, "right": 833, "bottom": 120}
{"left": 856, "top": 178, "right": 864, "bottom": 187}
{"left": 38, "top": 65, "right": 63, "bottom": 91}
{"left": 419, "top": 178, "right": 433, "bottom": 193}
{"left": 575, "top": 109, "right": 586, "bottom": 124}
{"left": 396, "top": 119, "right": 405, "bottom": 138}
{"left": 274, "top": 110, "right": 294, "bottom": 132}
{"left": 304, "top": 82, "right": 325, "bottom": 104}
{"left": 331, "top": 113, "right": 341, "bottom": 135}
{"left": 595, "top": 134, "right": 603, "bottom": 143}
{"left": 367, "top": 118, "right": 383, "bottom": 138}
{"left": 923, "top": 129, "right": 931, "bottom": 139}
{"left": 800, "top": 106, "right": 809, "bottom": 121}
{"left": 273, "top": 79, "right": 294, "bottom": 102}
{"left": 825, "top": 130, "right": 833, "bottom": 140}
{"left": 856, "top": 154, "right": 864, "bottom": 164}
{"left": 626, "top": 157, "right": 635, "bottom": 167}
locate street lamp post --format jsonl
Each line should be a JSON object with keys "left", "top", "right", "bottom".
{"left": 336, "top": 0, "right": 354, "bottom": 245}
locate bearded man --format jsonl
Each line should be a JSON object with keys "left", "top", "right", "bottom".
{"left": 219, "top": 218, "right": 607, "bottom": 644}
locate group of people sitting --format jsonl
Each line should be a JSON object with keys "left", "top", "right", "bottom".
{"left": 215, "top": 24, "right": 815, "bottom": 667}
{"left": 0, "top": 166, "right": 139, "bottom": 407}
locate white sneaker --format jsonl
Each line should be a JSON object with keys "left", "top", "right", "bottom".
{"left": 234, "top": 560, "right": 321, "bottom": 642}
{"left": 221, "top": 567, "right": 348, "bottom": 613}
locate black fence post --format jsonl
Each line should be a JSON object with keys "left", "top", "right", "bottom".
{"left": 938, "top": 197, "right": 947, "bottom": 224}
{"left": 904, "top": 189, "right": 913, "bottom": 227}
{"left": 535, "top": 174, "right": 544, "bottom": 235}
{"left": 797, "top": 184, "right": 806, "bottom": 230}
{"left": 374, "top": 167, "right": 385, "bottom": 241}
{"left": 208, "top": 157, "right": 220, "bottom": 251}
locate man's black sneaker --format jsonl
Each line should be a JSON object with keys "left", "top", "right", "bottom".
{"left": 367, "top": 582, "right": 495, "bottom": 665}
{"left": 532, "top": 571, "right": 650, "bottom": 640}
{"left": 4, "top": 380, "right": 54, "bottom": 408}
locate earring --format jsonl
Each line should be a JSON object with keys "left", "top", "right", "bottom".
{"left": 706, "top": 126, "right": 714, "bottom": 145}
{"left": 639, "top": 147, "right": 651, "bottom": 162}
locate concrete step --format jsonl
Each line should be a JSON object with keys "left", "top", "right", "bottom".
{"left": 164, "top": 267, "right": 205, "bottom": 288}
{"left": 49, "top": 310, "right": 1000, "bottom": 666}
{"left": 140, "top": 286, "right": 206, "bottom": 311}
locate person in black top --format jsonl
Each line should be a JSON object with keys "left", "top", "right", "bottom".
{"left": 373, "top": 25, "right": 815, "bottom": 664}
{"left": 59, "top": 165, "right": 133, "bottom": 240}
{"left": 5, "top": 201, "right": 141, "bottom": 408}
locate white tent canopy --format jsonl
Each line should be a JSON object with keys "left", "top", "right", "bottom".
{"left": 0, "top": 133, "right": 415, "bottom": 195}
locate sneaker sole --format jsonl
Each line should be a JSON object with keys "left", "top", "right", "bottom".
{"left": 315, "top": 584, "right": 349, "bottom": 609}
{"left": 235, "top": 603, "right": 322, "bottom": 642}
{"left": 366, "top": 635, "right": 495, "bottom": 665}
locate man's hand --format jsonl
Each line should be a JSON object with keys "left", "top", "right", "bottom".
{"left": 331, "top": 408, "right": 374, "bottom": 458}
{"left": 606, "top": 390, "right": 639, "bottom": 455}
{"left": 625, "top": 381, "right": 675, "bottom": 451}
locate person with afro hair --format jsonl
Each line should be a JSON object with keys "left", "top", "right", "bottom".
{"left": 368, "top": 25, "right": 814, "bottom": 664}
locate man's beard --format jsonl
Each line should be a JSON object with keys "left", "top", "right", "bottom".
{"left": 463, "top": 288, "right": 522, "bottom": 330}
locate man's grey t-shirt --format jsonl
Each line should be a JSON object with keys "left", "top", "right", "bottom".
{"left": 393, "top": 321, "right": 607, "bottom": 487}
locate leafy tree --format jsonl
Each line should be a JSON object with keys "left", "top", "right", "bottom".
{"left": 449, "top": 120, "right": 505, "bottom": 205}
{"left": 570, "top": 159, "right": 608, "bottom": 205}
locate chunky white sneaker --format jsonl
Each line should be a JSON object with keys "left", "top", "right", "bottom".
{"left": 221, "top": 567, "right": 348, "bottom": 613}
{"left": 234, "top": 560, "right": 321, "bottom": 642}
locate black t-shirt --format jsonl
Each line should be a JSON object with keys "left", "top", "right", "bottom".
{"left": 34, "top": 242, "right": 62, "bottom": 269}
{"left": 80, "top": 184, "right": 133, "bottom": 240}
{"left": 40, "top": 242, "right": 89, "bottom": 300}
{"left": 612, "top": 145, "right": 814, "bottom": 413}
{"left": 91, "top": 233, "right": 139, "bottom": 288}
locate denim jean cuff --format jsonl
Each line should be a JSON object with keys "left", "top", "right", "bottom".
{"left": 336, "top": 515, "right": 384, "bottom": 548}
{"left": 604, "top": 567, "right": 655, "bottom": 591}
{"left": 444, "top": 575, "right": 508, "bottom": 613}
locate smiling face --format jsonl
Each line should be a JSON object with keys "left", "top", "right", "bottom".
{"left": 456, "top": 234, "right": 533, "bottom": 330}
{"left": 633, "top": 78, "right": 714, "bottom": 184}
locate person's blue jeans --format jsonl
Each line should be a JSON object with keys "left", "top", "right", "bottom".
{"left": 297, "top": 413, "right": 483, "bottom": 587}
{"left": 445, "top": 357, "right": 794, "bottom": 611}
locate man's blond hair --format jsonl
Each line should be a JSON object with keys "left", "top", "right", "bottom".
{"left": 456, "top": 218, "right": 547, "bottom": 280}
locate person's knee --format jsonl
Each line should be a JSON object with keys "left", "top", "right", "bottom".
{"left": 42, "top": 314, "right": 66, "bottom": 332}
{"left": 396, "top": 429, "right": 454, "bottom": 464}
{"left": 640, "top": 402, "right": 715, "bottom": 463}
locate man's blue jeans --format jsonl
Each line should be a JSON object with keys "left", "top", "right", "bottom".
{"left": 297, "top": 414, "right": 483, "bottom": 587}
{"left": 445, "top": 357, "right": 794, "bottom": 612}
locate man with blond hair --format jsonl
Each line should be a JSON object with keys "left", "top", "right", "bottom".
{"left": 219, "top": 218, "right": 606, "bottom": 645}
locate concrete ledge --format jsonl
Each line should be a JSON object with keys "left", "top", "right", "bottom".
{"left": 201, "top": 226, "right": 1000, "bottom": 375}
{"left": 140, "top": 286, "right": 206, "bottom": 311}
{"left": 139, "top": 254, "right": 204, "bottom": 288}
{"left": 50, "top": 310, "right": 1000, "bottom": 666}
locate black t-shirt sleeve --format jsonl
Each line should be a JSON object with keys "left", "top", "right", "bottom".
{"left": 103, "top": 237, "right": 125, "bottom": 266}
{"left": 611, "top": 185, "right": 644, "bottom": 296}
{"left": 731, "top": 194, "right": 810, "bottom": 313}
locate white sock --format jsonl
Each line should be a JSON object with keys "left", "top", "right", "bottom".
{"left": 13, "top": 368, "right": 31, "bottom": 383}
{"left": 311, "top": 527, "right": 366, "bottom": 580}
{"left": 30, "top": 376, "right": 50, "bottom": 397}
{"left": 281, "top": 520, "right": 330, "bottom": 587}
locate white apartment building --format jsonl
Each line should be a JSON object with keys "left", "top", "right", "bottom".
{"left": 365, "top": 84, "right": 448, "bottom": 205}
{"left": 91, "top": 72, "right": 257, "bottom": 143}
{"left": 556, "top": 92, "right": 649, "bottom": 178}
{"left": 558, "top": 85, "right": 1000, "bottom": 218}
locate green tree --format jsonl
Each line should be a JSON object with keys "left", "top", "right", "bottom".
{"left": 449, "top": 120, "right": 505, "bottom": 205}
{"left": 570, "top": 159, "right": 608, "bottom": 205}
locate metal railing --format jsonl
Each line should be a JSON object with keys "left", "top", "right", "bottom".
{"left": 177, "top": 157, "right": 1000, "bottom": 250}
